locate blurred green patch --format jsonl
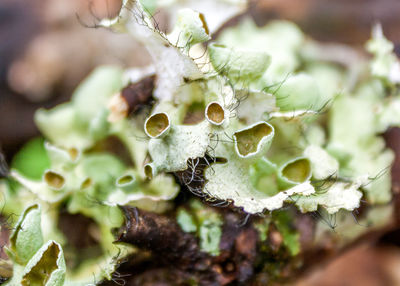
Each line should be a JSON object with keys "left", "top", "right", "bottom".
{"left": 12, "top": 137, "right": 50, "bottom": 180}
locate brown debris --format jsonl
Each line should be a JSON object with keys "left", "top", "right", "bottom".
{"left": 108, "top": 75, "right": 156, "bottom": 122}
{"left": 112, "top": 206, "right": 260, "bottom": 285}
{"left": 120, "top": 75, "right": 156, "bottom": 115}
{"left": 116, "top": 206, "right": 207, "bottom": 269}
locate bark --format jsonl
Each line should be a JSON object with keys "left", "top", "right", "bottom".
{"left": 111, "top": 206, "right": 259, "bottom": 286}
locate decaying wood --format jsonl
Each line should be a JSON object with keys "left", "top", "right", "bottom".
{"left": 111, "top": 206, "right": 259, "bottom": 285}
{"left": 116, "top": 206, "right": 206, "bottom": 268}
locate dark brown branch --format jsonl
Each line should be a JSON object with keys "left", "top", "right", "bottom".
{"left": 116, "top": 206, "right": 207, "bottom": 269}
{"left": 113, "top": 206, "right": 260, "bottom": 285}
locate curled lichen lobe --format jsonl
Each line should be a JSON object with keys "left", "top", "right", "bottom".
{"left": 21, "top": 241, "right": 60, "bottom": 286}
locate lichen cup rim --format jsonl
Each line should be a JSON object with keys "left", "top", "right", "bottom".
{"left": 233, "top": 121, "right": 275, "bottom": 159}
{"left": 205, "top": 101, "right": 226, "bottom": 126}
{"left": 144, "top": 112, "right": 171, "bottom": 139}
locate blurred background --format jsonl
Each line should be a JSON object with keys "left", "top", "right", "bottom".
{"left": 1, "top": 0, "right": 400, "bottom": 285}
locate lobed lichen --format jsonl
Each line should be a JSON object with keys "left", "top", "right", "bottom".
{"left": 1, "top": 0, "right": 400, "bottom": 284}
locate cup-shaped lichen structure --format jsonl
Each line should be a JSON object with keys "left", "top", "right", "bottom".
{"left": 278, "top": 157, "right": 312, "bottom": 189}
{"left": 80, "top": 177, "right": 93, "bottom": 189}
{"left": 144, "top": 112, "right": 171, "bottom": 139}
{"left": 144, "top": 164, "right": 155, "bottom": 180}
{"left": 116, "top": 172, "right": 137, "bottom": 191}
{"left": 233, "top": 122, "right": 275, "bottom": 160}
{"left": 205, "top": 101, "right": 226, "bottom": 126}
{"left": 43, "top": 170, "right": 66, "bottom": 190}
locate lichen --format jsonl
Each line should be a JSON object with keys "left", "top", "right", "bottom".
{"left": 2, "top": 1, "right": 400, "bottom": 284}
